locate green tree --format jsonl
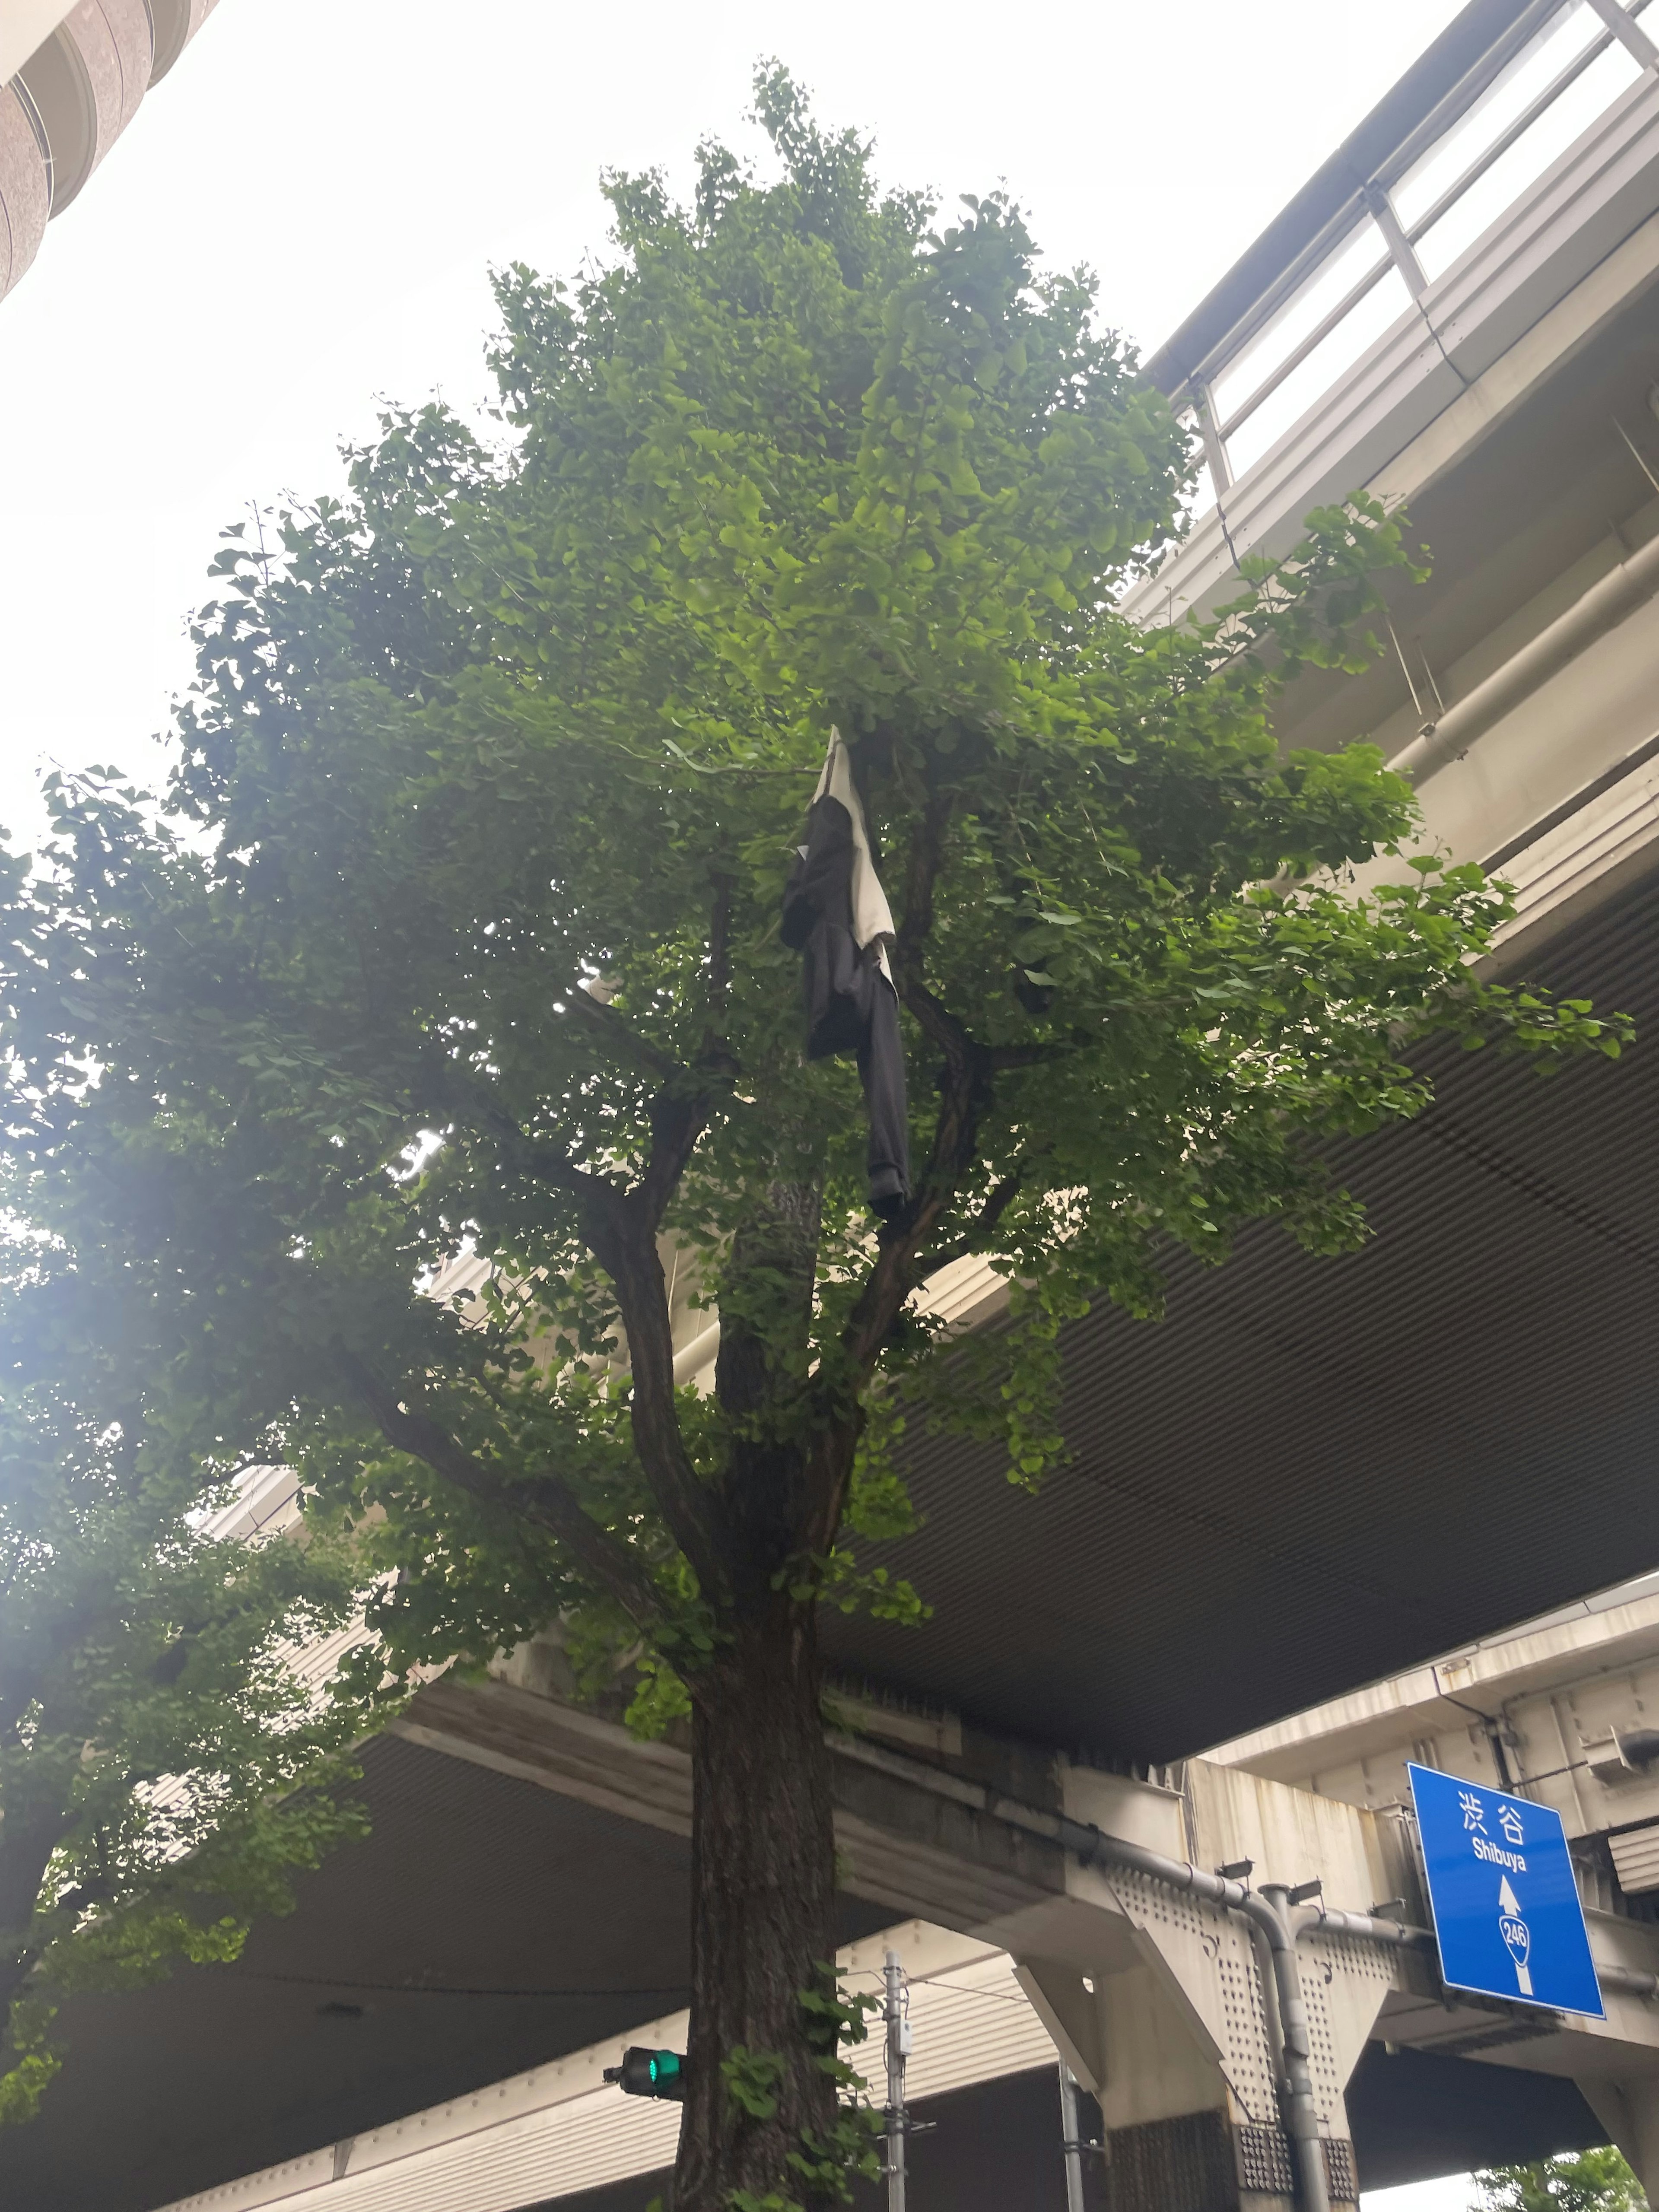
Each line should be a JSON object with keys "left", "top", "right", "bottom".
{"left": 0, "top": 69, "right": 1627, "bottom": 2206}
{"left": 0, "top": 1265, "right": 372, "bottom": 2120}
{"left": 1474, "top": 2148, "right": 1649, "bottom": 2212}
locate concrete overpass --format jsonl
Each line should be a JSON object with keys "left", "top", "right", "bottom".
{"left": 60, "top": 1569, "right": 1659, "bottom": 2209}
{"left": 29, "top": 1597, "right": 1659, "bottom": 2212}
{"left": 13, "top": 0, "right": 1659, "bottom": 2204}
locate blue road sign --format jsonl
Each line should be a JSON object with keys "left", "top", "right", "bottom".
{"left": 1408, "top": 1763, "right": 1604, "bottom": 2018}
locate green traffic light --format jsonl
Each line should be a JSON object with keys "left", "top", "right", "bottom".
{"left": 605, "top": 2045, "right": 687, "bottom": 2101}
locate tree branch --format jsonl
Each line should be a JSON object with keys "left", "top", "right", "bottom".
{"left": 0, "top": 1587, "right": 117, "bottom": 1745}
{"left": 895, "top": 785, "right": 953, "bottom": 968}
{"left": 567, "top": 983, "right": 682, "bottom": 1083}
{"left": 896, "top": 969, "right": 972, "bottom": 1065}
{"left": 585, "top": 1209, "right": 732, "bottom": 1608}
{"left": 337, "top": 1353, "right": 664, "bottom": 1631}
{"left": 922, "top": 1165, "right": 1027, "bottom": 1273}
{"left": 634, "top": 873, "right": 740, "bottom": 1230}
{"left": 798, "top": 1034, "right": 990, "bottom": 1555}
{"left": 425, "top": 1059, "right": 628, "bottom": 1226}
{"left": 0, "top": 1799, "right": 76, "bottom": 1981}
{"left": 705, "top": 871, "right": 734, "bottom": 1032}
{"left": 637, "top": 1084, "right": 716, "bottom": 1229}
{"left": 986, "top": 1039, "right": 1068, "bottom": 1072}
{"left": 425, "top": 1048, "right": 729, "bottom": 1607}
{"left": 572, "top": 873, "right": 744, "bottom": 1602}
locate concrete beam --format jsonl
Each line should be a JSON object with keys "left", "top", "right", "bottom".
{"left": 390, "top": 1676, "right": 1067, "bottom": 1934}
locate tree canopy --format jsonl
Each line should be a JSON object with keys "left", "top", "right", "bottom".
{"left": 0, "top": 66, "right": 1628, "bottom": 2202}
{"left": 1475, "top": 2149, "right": 1649, "bottom": 2212}
{"left": 0, "top": 1257, "right": 369, "bottom": 2120}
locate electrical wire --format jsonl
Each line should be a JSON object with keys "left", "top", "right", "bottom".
{"left": 221, "top": 1967, "right": 692, "bottom": 2000}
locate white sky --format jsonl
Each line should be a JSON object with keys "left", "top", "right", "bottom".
{"left": 0, "top": 11, "right": 1570, "bottom": 2199}
{"left": 0, "top": 0, "right": 1483, "bottom": 853}
{"left": 1370, "top": 2181, "right": 1480, "bottom": 2212}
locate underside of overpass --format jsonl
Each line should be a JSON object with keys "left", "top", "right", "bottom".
{"left": 8, "top": 870, "right": 1658, "bottom": 2210}
{"left": 820, "top": 869, "right": 1659, "bottom": 1760}
{"left": 523, "top": 2053, "right": 1611, "bottom": 2212}
{"left": 0, "top": 1733, "right": 1617, "bottom": 2212}
{"left": 0, "top": 1735, "right": 890, "bottom": 2212}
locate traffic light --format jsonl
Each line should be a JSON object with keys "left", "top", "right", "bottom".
{"left": 604, "top": 2047, "right": 686, "bottom": 2101}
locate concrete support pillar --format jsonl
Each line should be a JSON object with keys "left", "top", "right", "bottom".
{"left": 1580, "top": 2076, "right": 1659, "bottom": 2199}
{"left": 1100, "top": 2107, "right": 1350, "bottom": 2212}
{"left": 997, "top": 1756, "right": 1416, "bottom": 2212}
{"left": 1014, "top": 1942, "right": 1363, "bottom": 2212}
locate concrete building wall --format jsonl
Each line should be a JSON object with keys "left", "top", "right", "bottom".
{"left": 0, "top": 0, "right": 220, "bottom": 305}
{"left": 1210, "top": 1573, "right": 1659, "bottom": 1855}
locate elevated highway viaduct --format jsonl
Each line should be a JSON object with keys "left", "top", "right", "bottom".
{"left": 62, "top": 1601, "right": 1659, "bottom": 2212}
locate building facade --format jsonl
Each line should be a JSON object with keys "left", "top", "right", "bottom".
{"left": 0, "top": 0, "right": 220, "bottom": 305}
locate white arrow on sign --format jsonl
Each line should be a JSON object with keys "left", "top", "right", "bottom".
{"left": 1497, "top": 1875, "right": 1532, "bottom": 1994}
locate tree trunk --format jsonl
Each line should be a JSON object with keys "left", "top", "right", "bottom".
{"left": 674, "top": 1604, "right": 839, "bottom": 2212}
{"left": 0, "top": 1795, "right": 72, "bottom": 2068}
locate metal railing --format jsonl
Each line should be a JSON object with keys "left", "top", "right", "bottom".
{"left": 1179, "top": 0, "right": 1659, "bottom": 498}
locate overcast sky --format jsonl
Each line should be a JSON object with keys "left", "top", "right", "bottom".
{"left": 0, "top": 0, "right": 1483, "bottom": 855}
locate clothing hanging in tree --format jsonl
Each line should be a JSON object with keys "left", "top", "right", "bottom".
{"left": 781, "top": 730, "right": 911, "bottom": 1220}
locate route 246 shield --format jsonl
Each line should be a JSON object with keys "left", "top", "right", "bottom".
{"left": 1408, "top": 1764, "right": 1604, "bottom": 2018}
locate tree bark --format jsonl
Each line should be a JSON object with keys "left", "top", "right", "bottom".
{"left": 674, "top": 1604, "right": 839, "bottom": 2211}
{"left": 0, "top": 1792, "right": 73, "bottom": 2056}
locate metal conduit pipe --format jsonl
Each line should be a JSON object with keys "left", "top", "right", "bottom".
{"left": 1598, "top": 1961, "right": 1659, "bottom": 2000}
{"left": 833, "top": 1740, "right": 1659, "bottom": 2203}
{"left": 1256, "top": 1885, "right": 1335, "bottom": 2212}
{"left": 1306, "top": 1905, "right": 1434, "bottom": 1951}
{"left": 1389, "top": 525, "right": 1659, "bottom": 786}
{"left": 1245, "top": 1911, "right": 1291, "bottom": 2094}
{"left": 1309, "top": 1910, "right": 1659, "bottom": 2007}
{"left": 973, "top": 1791, "right": 1335, "bottom": 2210}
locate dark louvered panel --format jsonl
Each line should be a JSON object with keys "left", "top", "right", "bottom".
{"left": 824, "top": 871, "right": 1659, "bottom": 1759}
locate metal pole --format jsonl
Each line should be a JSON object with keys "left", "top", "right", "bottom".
{"left": 1192, "top": 382, "right": 1233, "bottom": 495}
{"left": 1362, "top": 181, "right": 1428, "bottom": 301}
{"left": 884, "top": 1947, "right": 909, "bottom": 2212}
{"left": 1584, "top": 0, "right": 1659, "bottom": 70}
{"left": 1057, "top": 2062, "right": 1087, "bottom": 2212}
